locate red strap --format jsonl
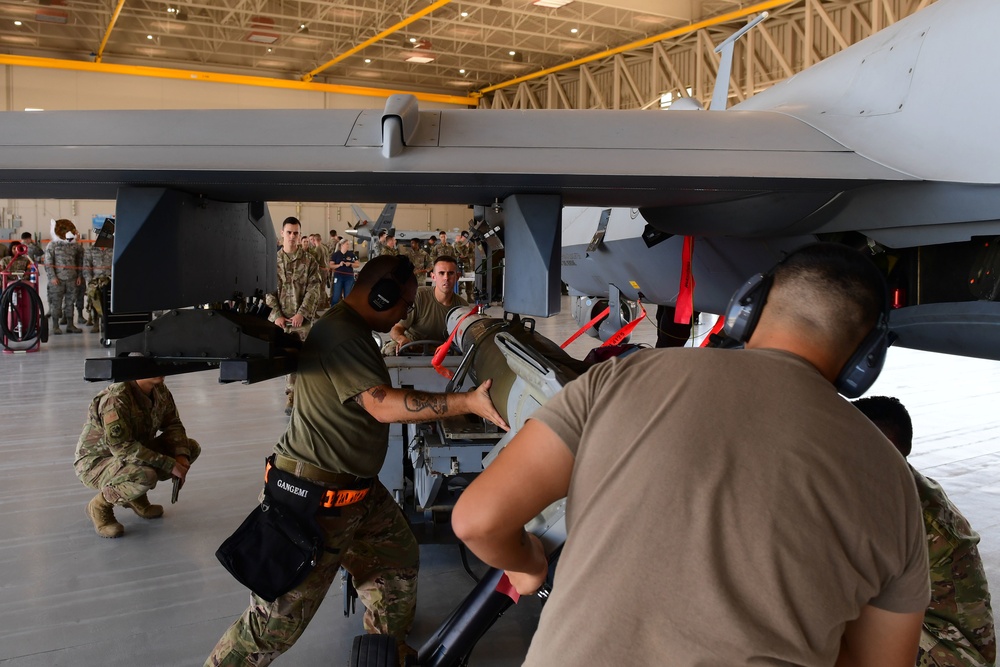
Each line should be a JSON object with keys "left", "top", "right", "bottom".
{"left": 700, "top": 316, "right": 726, "bottom": 347}
{"left": 495, "top": 572, "right": 521, "bottom": 603}
{"left": 674, "top": 236, "right": 695, "bottom": 325}
{"left": 432, "top": 305, "right": 481, "bottom": 379}
{"left": 600, "top": 299, "right": 647, "bottom": 347}
{"left": 560, "top": 305, "right": 610, "bottom": 349}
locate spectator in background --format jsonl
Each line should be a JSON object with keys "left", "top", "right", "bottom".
{"left": 329, "top": 238, "right": 360, "bottom": 307}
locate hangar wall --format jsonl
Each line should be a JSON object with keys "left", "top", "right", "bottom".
{"left": 0, "top": 64, "right": 471, "bottom": 242}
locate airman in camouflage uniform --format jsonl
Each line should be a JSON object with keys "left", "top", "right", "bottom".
{"left": 453, "top": 231, "right": 476, "bottom": 301}
{"left": 43, "top": 218, "right": 84, "bottom": 334}
{"left": 431, "top": 230, "right": 455, "bottom": 263}
{"left": 83, "top": 242, "right": 114, "bottom": 333}
{"left": 0, "top": 242, "right": 36, "bottom": 277}
{"left": 20, "top": 233, "right": 44, "bottom": 264}
{"left": 265, "top": 217, "right": 323, "bottom": 415}
{"left": 74, "top": 377, "right": 201, "bottom": 538}
{"left": 206, "top": 255, "right": 507, "bottom": 667}
{"left": 381, "top": 234, "right": 399, "bottom": 257}
{"left": 854, "top": 396, "right": 995, "bottom": 667}
{"left": 403, "top": 239, "right": 429, "bottom": 282}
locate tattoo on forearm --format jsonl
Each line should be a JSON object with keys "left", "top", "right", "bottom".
{"left": 404, "top": 391, "right": 448, "bottom": 415}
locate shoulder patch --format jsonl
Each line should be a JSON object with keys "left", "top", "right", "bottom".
{"left": 105, "top": 409, "right": 119, "bottom": 423}
{"left": 109, "top": 423, "right": 123, "bottom": 438}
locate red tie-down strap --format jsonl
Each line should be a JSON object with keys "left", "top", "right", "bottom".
{"left": 600, "top": 299, "right": 647, "bottom": 347}
{"left": 674, "top": 236, "right": 695, "bottom": 325}
{"left": 559, "top": 305, "right": 610, "bottom": 349}
{"left": 700, "top": 316, "right": 726, "bottom": 347}
{"left": 432, "top": 305, "right": 482, "bottom": 379}
{"left": 495, "top": 571, "right": 521, "bottom": 603}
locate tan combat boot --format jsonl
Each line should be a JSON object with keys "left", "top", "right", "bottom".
{"left": 126, "top": 493, "right": 164, "bottom": 519}
{"left": 65, "top": 322, "right": 83, "bottom": 334}
{"left": 86, "top": 493, "right": 125, "bottom": 538}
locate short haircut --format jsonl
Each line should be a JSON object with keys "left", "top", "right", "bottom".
{"left": 433, "top": 255, "right": 458, "bottom": 269}
{"left": 768, "top": 243, "right": 886, "bottom": 355}
{"left": 356, "top": 254, "right": 416, "bottom": 290}
{"left": 852, "top": 396, "right": 913, "bottom": 457}
{"left": 20, "top": 232, "right": 32, "bottom": 240}
{"left": 330, "top": 229, "right": 337, "bottom": 236}
{"left": 282, "top": 216, "right": 301, "bottom": 229}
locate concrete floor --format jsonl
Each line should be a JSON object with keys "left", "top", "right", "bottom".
{"left": 2, "top": 296, "right": 1000, "bottom": 666}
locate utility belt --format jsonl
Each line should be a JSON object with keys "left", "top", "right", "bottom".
{"left": 270, "top": 453, "right": 372, "bottom": 512}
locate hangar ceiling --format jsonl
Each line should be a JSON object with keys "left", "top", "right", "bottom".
{"left": 0, "top": 0, "right": 934, "bottom": 106}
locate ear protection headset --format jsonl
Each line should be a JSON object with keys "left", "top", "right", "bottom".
{"left": 368, "top": 256, "right": 415, "bottom": 312}
{"left": 722, "top": 256, "right": 893, "bottom": 399}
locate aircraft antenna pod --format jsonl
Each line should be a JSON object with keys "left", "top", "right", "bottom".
{"left": 710, "top": 12, "right": 768, "bottom": 111}
{"left": 381, "top": 94, "right": 419, "bottom": 158}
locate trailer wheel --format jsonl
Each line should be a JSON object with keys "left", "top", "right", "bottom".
{"left": 349, "top": 634, "right": 399, "bottom": 667}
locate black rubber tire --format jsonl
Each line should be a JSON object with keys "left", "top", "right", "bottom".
{"left": 349, "top": 634, "right": 399, "bottom": 667}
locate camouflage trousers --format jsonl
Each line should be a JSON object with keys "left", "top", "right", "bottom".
{"left": 205, "top": 479, "right": 419, "bottom": 666}
{"left": 917, "top": 622, "right": 994, "bottom": 667}
{"left": 86, "top": 276, "right": 111, "bottom": 326}
{"left": 46, "top": 281, "right": 76, "bottom": 322}
{"left": 284, "top": 323, "right": 311, "bottom": 396}
{"left": 76, "top": 435, "right": 202, "bottom": 505}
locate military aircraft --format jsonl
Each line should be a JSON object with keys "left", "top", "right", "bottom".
{"left": 345, "top": 203, "right": 398, "bottom": 243}
{"left": 0, "top": 0, "right": 997, "bottom": 380}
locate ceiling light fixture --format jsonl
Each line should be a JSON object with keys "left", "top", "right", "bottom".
{"left": 409, "top": 37, "right": 417, "bottom": 43}
{"left": 146, "top": 34, "right": 153, "bottom": 40}
{"left": 364, "top": 58, "right": 371, "bottom": 63}
{"left": 532, "top": 0, "right": 573, "bottom": 7}
{"left": 460, "top": 11, "right": 468, "bottom": 17}
{"left": 509, "top": 50, "right": 516, "bottom": 56}
{"left": 405, "top": 54, "right": 435, "bottom": 63}
{"left": 13, "top": 20, "right": 22, "bottom": 26}
{"left": 570, "top": 27, "right": 578, "bottom": 33}
{"left": 459, "top": 68, "right": 465, "bottom": 74}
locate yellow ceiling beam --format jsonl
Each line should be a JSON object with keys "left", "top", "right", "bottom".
{"left": 95, "top": 0, "right": 128, "bottom": 64}
{"left": 0, "top": 54, "right": 478, "bottom": 107}
{"left": 475, "top": 0, "right": 798, "bottom": 96}
{"left": 302, "top": 0, "right": 455, "bottom": 82}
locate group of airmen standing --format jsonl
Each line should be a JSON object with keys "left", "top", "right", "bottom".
{"left": 0, "top": 219, "right": 113, "bottom": 335}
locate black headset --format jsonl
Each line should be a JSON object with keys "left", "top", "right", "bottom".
{"left": 368, "top": 256, "right": 415, "bottom": 312}
{"left": 722, "top": 259, "right": 892, "bottom": 399}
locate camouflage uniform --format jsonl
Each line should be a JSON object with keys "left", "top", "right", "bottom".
{"left": 74, "top": 381, "right": 201, "bottom": 505}
{"left": 83, "top": 245, "right": 113, "bottom": 330}
{"left": 914, "top": 468, "right": 996, "bottom": 667}
{"left": 265, "top": 248, "right": 322, "bottom": 399}
{"left": 0, "top": 254, "right": 35, "bottom": 278}
{"left": 453, "top": 240, "right": 476, "bottom": 301}
{"left": 407, "top": 248, "right": 430, "bottom": 282}
{"left": 431, "top": 241, "right": 455, "bottom": 263}
{"left": 24, "top": 240, "right": 44, "bottom": 264}
{"left": 43, "top": 239, "right": 83, "bottom": 328}
{"left": 207, "top": 302, "right": 419, "bottom": 666}
{"left": 381, "top": 242, "right": 399, "bottom": 257}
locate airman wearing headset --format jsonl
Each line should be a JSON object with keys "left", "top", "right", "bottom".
{"left": 452, "top": 242, "right": 930, "bottom": 667}
{"left": 207, "top": 254, "right": 508, "bottom": 667}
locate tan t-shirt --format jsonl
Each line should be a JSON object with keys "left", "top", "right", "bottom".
{"left": 527, "top": 347, "right": 930, "bottom": 667}
{"left": 276, "top": 301, "right": 391, "bottom": 478}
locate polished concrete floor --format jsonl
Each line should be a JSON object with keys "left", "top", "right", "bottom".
{"left": 2, "top": 297, "right": 1000, "bottom": 666}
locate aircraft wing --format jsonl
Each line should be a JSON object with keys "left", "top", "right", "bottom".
{"left": 2, "top": 0, "right": 999, "bottom": 372}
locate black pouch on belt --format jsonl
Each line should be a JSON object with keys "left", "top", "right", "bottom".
{"left": 215, "top": 455, "right": 327, "bottom": 602}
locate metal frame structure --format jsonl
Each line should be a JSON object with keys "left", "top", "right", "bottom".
{"left": 0, "top": 0, "right": 936, "bottom": 107}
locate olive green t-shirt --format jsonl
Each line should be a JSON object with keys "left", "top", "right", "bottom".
{"left": 400, "top": 286, "right": 468, "bottom": 342}
{"left": 276, "top": 301, "right": 391, "bottom": 478}
{"left": 526, "top": 347, "right": 930, "bottom": 666}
